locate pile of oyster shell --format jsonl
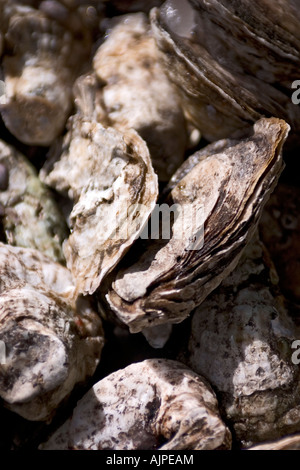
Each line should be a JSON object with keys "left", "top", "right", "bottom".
{"left": 0, "top": 0, "right": 300, "bottom": 450}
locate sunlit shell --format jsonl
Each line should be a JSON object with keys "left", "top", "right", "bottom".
{"left": 182, "top": 234, "right": 300, "bottom": 446}
{"left": 41, "top": 74, "right": 158, "bottom": 295}
{"left": 104, "top": 118, "right": 289, "bottom": 333}
{"left": 0, "top": 242, "right": 104, "bottom": 421}
{"left": 40, "top": 359, "right": 231, "bottom": 450}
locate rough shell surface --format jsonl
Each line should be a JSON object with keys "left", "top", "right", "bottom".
{"left": 0, "top": 139, "right": 68, "bottom": 263}
{"left": 40, "top": 75, "right": 158, "bottom": 295}
{"left": 93, "top": 12, "right": 187, "bottom": 181}
{"left": 0, "top": 0, "right": 93, "bottom": 145}
{"left": 0, "top": 242, "right": 104, "bottom": 421}
{"left": 40, "top": 359, "right": 231, "bottom": 450}
{"left": 104, "top": 118, "right": 289, "bottom": 333}
{"left": 151, "top": 0, "right": 300, "bottom": 145}
{"left": 182, "top": 234, "right": 300, "bottom": 446}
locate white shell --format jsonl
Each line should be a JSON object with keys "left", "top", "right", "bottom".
{"left": 40, "top": 359, "right": 231, "bottom": 450}
{"left": 41, "top": 74, "right": 159, "bottom": 295}
{"left": 93, "top": 12, "right": 187, "bottom": 181}
{"left": 0, "top": 242, "right": 104, "bottom": 421}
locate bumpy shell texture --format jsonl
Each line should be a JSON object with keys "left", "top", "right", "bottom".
{"left": 40, "top": 359, "right": 231, "bottom": 450}
{"left": 0, "top": 243, "right": 104, "bottom": 421}
{"left": 182, "top": 234, "right": 300, "bottom": 446}
{"left": 103, "top": 118, "right": 289, "bottom": 333}
{"left": 259, "top": 182, "right": 300, "bottom": 303}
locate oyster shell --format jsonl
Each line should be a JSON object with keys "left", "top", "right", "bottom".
{"left": 41, "top": 74, "right": 159, "bottom": 295}
{"left": 40, "top": 359, "right": 231, "bottom": 450}
{"left": 0, "top": 139, "right": 68, "bottom": 263}
{"left": 151, "top": 0, "right": 300, "bottom": 144}
{"left": 0, "top": 0, "right": 94, "bottom": 145}
{"left": 103, "top": 117, "right": 289, "bottom": 333}
{"left": 93, "top": 12, "right": 187, "bottom": 181}
{"left": 0, "top": 242, "right": 104, "bottom": 421}
{"left": 248, "top": 434, "right": 300, "bottom": 450}
{"left": 182, "top": 234, "right": 300, "bottom": 446}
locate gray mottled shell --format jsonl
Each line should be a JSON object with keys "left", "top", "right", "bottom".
{"left": 40, "top": 76, "right": 159, "bottom": 295}
{"left": 183, "top": 234, "right": 300, "bottom": 446}
{"left": 0, "top": 139, "right": 68, "bottom": 263}
{"left": 0, "top": 242, "right": 104, "bottom": 421}
{"left": 93, "top": 12, "right": 187, "bottom": 182}
{"left": 0, "top": 1, "right": 92, "bottom": 145}
{"left": 150, "top": 0, "right": 300, "bottom": 143}
{"left": 104, "top": 118, "right": 289, "bottom": 333}
{"left": 40, "top": 359, "right": 231, "bottom": 450}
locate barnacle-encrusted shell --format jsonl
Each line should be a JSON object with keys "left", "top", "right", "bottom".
{"left": 40, "top": 359, "right": 231, "bottom": 450}
{"left": 104, "top": 118, "right": 289, "bottom": 333}
{"left": 93, "top": 12, "right": 187, "bottom": 181}
{"left": 182, "top": 234, "right": 300, "bottom": 446}
{"left": 0, "top": 243, "right": 104, "bottom": 421}
{"left": 0, "top": 0, "right": 93, "bottom": 145}
{"left": 41, "top": 74, "right": 158, "bottom": 295}
{"left": 151, "top": 0, "right": 300, "bottom": 144}
{"left": 0, "top": 139, "right": 68, "bottom": 263}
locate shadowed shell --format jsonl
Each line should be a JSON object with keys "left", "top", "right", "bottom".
{"left": 40, "top": 359, "right": 231, "bottom": 450}
{"left": 0, "top": 0, "right": 95, "bottom": 145}
{"left": 0, "top": 243, "right": 104, "bottom": 421}
{"left": 103, "top": 117, "right": 289, "bottom": 333}
{"left": 150, "top": 0, "right": 300, "bottom": 146}
{"left": 0, "top": 139, "right": 68, "bottom": 263}
{"left": 182, "top": 234, "right": 300, "bottom": 446}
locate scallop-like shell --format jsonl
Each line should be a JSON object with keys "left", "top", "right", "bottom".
{"left": 0, "top": 242, "right": 104, "bottom": 421}
{"left": 0, "top": 139, "right": 68, "bottom": 263}
{"left": 41, "top": 74, "right": 159, "bottom": 295}
{"left": 40, "top": 359, "right": 231, "bottom": 450}
{"left": 182, "top": 234, "right": 300, "bottom": 446}
{"left": 104, "top": 117, "right": 289, "bottom": 333}
{"left": 0, "top": 0, "right": 93, "bottom": 145}
{"left": 93, "top": 12, "right": 187, "bottom": 181}
{"left": 151, "top": 0, "right": 300, "bottom": 145}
